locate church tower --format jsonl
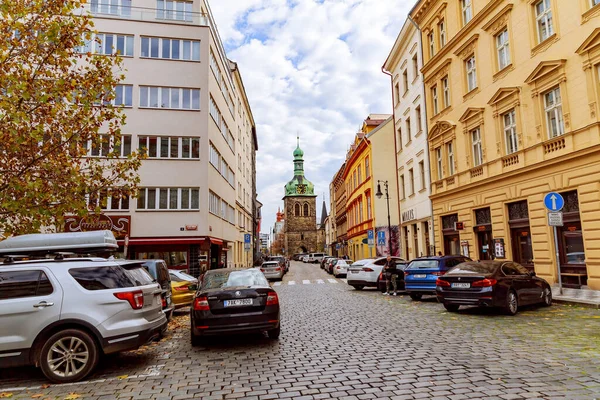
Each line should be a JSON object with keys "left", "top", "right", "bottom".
{"left": 283, "top": 138, "right": 317, "bottom": 255}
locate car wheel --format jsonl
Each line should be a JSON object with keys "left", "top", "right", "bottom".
{"left": 267, "top": 326, "right": 280, "bottom": 340}
{"left": 191, "top": 330, "right": 202, "bottom": 347}
{"left": 504, "top": 290, "right": 518, "bottom": 315}
{"left": 444, "top": 304, "right": 460, "bottom": 312}
{"left": 409, "top": 294, "right": 422, "bottom": 301}
{"left": 352, "top": 285, "right": 364, "bottom": 290}
{"left": 39, "top": 329, "right": 99, "bottom": 383}
{"left": 542, "top": 287, "right": 552, "bottom": 307}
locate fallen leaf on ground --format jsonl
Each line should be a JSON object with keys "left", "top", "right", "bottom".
{"left": 117, "top": 375, "right": 128, "bottom": 380}
{"left": 0, "top": 393, "right": 13, "bottom": 398}
{"left": 31, "top": 395, "right": 44, "bottom": 398}
{"left": 64, "top": 393, "right": 81, "bottom": 400}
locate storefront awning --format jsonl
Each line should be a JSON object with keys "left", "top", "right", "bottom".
{"left": 119, "top": 237, "right": 206, "bottom": 246}
{"left": 209, "top": 238, "right": 224, "bottom": 245}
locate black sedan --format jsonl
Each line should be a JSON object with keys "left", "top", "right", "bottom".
{"left": 435, "top": 261, "right": 552, "bottom": 315}
{"left": 191, "top": 268, "right": 280, "bottom": 345}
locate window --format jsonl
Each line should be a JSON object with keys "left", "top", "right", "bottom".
{"left": 303, "top": 203, "right": 309, "bottom": 216}
{"left": 406, "top": 118, "right": 411, "bottom": 143}
{"left": 461, "top": 0, "right": 473, "bottom": 25}
{"left": 366, "top": 195, "right": 372, "bottom": 220}
{"left": 544, "top": 87, "right": 564, "bottom": 138}
{"left": 535, "top": 0, "right": 554, "bottom": 43}
{"left": 419, "top": 161, "right": 425, "bottom": 190}
{"left": 137, "top": 187, "right": 199, "bottom": 210}
{"left": 139, "top": 136, "right": 199, "bottom": 159}
{"left": 496, "top": 29, "right": 510, "bottom": 70}
{"left": 436, "top": 147, "right": 443, "bottom": 180}
{"left": 80, "top": 33, "right": 134, "bottom": 56}
{"left": 397, "top": 127, "right": 403, "bottom": 150}
{"left": 358, "top": 198, "right": 363, "bottom": 223}
{"left": 87, "top": 134, "right": 131, "bottom": 157}
{"left": 91, "top": 0, "right": 131, "bottom": 16}
{"left": 294, "top": 203, "right": 300, "bottom": 217}
{"left": 400, "top": 175, "right": 405, "bottom": 199}
{"left": 503, "top": 109, "right": 518, "bottom": 154}
{"left": 593, "top": 0, "right": 600, "bottom": 6}
{"left": 156, "top": 0, "right": 193, "bottom": 21}
{"left": 0, "top": 271, "right": 53, "bottom": 299}
{"left": 466, "top": 56, "right": 477, "bottom": 92}
{"left": 408, "top": 168, "right": 415, "bottom": 196}
{"left": 432, "top": 86, "right": 439, "bottom": 115}
{"left": 358, "top": 166, "right": 362, "bottom": 184}
{"left": 140, "top": 37, "right": 200, "bottom": 61}
{"left": 447, "top": 142, "right": 455, "bottom": 175}
{"left": 428, "top": 32, "right": 435, "bottom": 58}
{"left": 439, "top": 20, "right": 446, "bottom": 47}
{"left": 113, "top": 85, "right": 133, "bottom": 107}
{"left": 139, "top": 86, "right": 200, "bottom": 110}
{"left": 69, "top": 267, "right": 134, "bottom": 291}
{"left": 412, "top": 54, "right": 419, "bottom": 79}
{"left": 88, "top": 188, "right": 130, "bottom": 210}
{"left": 353, "top": 171, "right": 357, "bottom": 190}
{"left": 365, "top": 157, "right": 370, "bottom": 178}
{"left": 395, "top": 83, "right": 400, "bottom": 104}
{"left": 471, "top": 128, "right": 483, "bottom": 167}
{"left": 403, "top": 70, "right": 409, "bottom": 94}
{"left": 415, "top": 106, "right": 422, "bottom": 132}
{"left": 442, "top": 76, "right": 450, "bottom": 108}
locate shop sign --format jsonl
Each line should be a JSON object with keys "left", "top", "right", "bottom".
{"left": 454, "top": 222, "right": 464, "bottom": 230}
{"left": 64, "top": 214, "right": 130, "bottom": 240}
{"left": 185, "top": 225, "right": 198, "bottom": 231}
{"left": 402, "top": 209, "right": 416, "bottom": 223}
{"left": 493, "top": 238, "right": 505, "bottom": 259}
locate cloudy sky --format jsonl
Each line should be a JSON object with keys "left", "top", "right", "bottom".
{"left": 210, "top": 0, "right": 413, "bottom": 235}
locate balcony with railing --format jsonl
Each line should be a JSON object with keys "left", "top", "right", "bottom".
{"left": 78, "top": 2, "right": 209, "bottom": 27}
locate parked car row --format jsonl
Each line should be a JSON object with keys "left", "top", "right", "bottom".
{"left": 298, "top": 252, "right": 325, "bottom": 263}
{"left": 320, "top": 256, "right": 354, "bottom": 277}
{"left": 339, "top": 254, "right": 553, "bottom": 315}
{"left": 259, "top": 255, "right": 290, "bottom": 281}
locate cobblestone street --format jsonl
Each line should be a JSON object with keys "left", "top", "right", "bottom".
{"left": 1, "top": 261, "right": 600, "bottom": 400}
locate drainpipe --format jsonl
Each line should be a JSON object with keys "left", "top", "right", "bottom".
{"left": 381, "top": 66, "right": 400, "bottom": 257}
{"left": 407, "top": 14, "right": 436, "bottom": 256}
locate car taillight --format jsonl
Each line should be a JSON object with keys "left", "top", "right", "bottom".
{"left": 431, "top": 271, "right": 446, "bottom": 276}
{"left": 114, "top": 290, "right": 144, "bottom": 310}
{"left": 275, "top": 267, "right": 281, "bottom": 271}
{"left": 260, "top": 269, "right": 265, "bottom": 272}
{"left": 174, "top": 286, "right": 189, "bottom": 291}
{"left": 161, "top": 297, "right": 167, "bottom": 307}
{"left": 193, "top": 296, "right": 210, "bottom": 310}
{"left": 362, "top": 267, "right": 374, "bottom": 272}
{"left": 379, "top": 272, "right": 384, "bottom": 280}
{"left": 336, "top": 266, "right": 341, "bottom": 269}
{"left": 266, "top": 291, "right": 279, "bottom": 306}
{"left": 472, "top": 278, "right": 497, "bottom": 287}
{"left": 404, "top": 272, "right": 409, "bottom": 277}
{"left": 436, "top": 279, "right": 451, "bottom": 287}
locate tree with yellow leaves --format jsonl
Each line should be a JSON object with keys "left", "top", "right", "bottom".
{"left": 0, "top": 0, "right": 143, "bottom": 235}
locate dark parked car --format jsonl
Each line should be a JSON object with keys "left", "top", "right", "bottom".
{"left": 404, "top": 255, "right": 472, "bottom": 300}
{"left": 190, "top": 268, "right": 280, "bottom": 345}
{"left": 377, "top": 260, "right": 410, "bottom": 292}
{"left": 118, "top": 259, "right": 174, "bottom": 321}
{"left": 321, "top": 256, "right": 335, "bottom": 269}
{"left": 326, "top": 257, "right": 338, "bottom": 274}
{"left": 436, "top": 260, "right": 552, "bottom": 315}
{"left": 292, "top": 253, "right": 307, "bottom": 261}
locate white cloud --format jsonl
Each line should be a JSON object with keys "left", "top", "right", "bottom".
{"left": 209, "top": 0, "right": 412, "bottom": 237}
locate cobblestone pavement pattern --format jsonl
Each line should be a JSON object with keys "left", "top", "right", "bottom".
{"left": 1, "top": 261, "right": 600, "bottom": 399}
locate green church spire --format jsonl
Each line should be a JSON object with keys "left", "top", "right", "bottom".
{"left": 284, "top": 136, "right": 315, "bottom": 197}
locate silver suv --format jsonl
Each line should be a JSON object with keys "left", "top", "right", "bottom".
{"left": 0, "top": 231, "right": 168, "bottom": 383}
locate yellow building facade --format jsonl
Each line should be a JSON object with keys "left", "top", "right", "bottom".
{"left": 411, "top": 0, "right": 600, "bottom": 289}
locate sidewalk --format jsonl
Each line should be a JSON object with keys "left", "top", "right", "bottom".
{"left": 552, "top": 285, "right": 600, "bottom": 308}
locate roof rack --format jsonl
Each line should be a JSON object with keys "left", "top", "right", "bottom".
{"left": 0, "top": 231, "right": 118, "bottom": 257}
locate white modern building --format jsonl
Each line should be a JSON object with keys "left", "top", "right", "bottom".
{"left": 68, "top": 0, "right": 258, "bottom": 275}
{"left": 383, "top": 19, "right": 433, "bottom": 259}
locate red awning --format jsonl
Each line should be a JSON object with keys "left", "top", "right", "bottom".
{"left": 209, "top": 238, "right": 223, "bottom": 245}
{"left": 118, "top": 237, "right": 206, "bottom": 246}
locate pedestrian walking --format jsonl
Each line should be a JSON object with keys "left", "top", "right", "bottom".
{"left": 383, "top": 255, "right": 398, "bottom": 296}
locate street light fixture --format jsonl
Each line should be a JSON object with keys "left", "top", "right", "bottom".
{"left": 375, "top": 180, "right": 392, "bottom": 256}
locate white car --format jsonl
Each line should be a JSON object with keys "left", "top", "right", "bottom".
{"left": 332, "top": 259, "right": 353, "bottom": 277}
{"left": 260, "top": 261, "right": 284, "bottom": 281}
{"left": 346, "top": 257, "right": 406, "bottom": 290}
{"left": 301, "top": 255, "right": 310, "bottom": 263}
{"left": 307, "top": 253, "right": 325, "bottom": 263}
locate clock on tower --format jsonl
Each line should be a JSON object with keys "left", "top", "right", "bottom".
{"left": 296, "top": 184, "right": 307, "bottom": 194}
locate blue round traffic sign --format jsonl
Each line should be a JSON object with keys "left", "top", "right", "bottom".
{"left": 543, "top": 192, "right": 564, "bottom": 212}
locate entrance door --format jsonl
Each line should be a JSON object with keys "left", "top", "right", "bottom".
{"left": 443, "top": 234, "right": 460, "bottom": 255}
{"left": 511, "top": 228, "right": 534, "bottom": 270}
{"left": 477, "top": 230, "right": 493, "bottom": 260}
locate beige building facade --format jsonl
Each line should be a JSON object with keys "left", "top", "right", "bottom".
{"left": 78, "top": 0, "right": 257, "bottom": 276}
{"left": 383, "top": 20, "right": 434, "bottom": 260}
{"left": 411, "top": 0, "right": 600, "bottom": 289}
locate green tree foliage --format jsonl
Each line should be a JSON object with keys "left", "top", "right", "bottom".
{"left": 0, "top": 0, "right": 143, "bottom": 235}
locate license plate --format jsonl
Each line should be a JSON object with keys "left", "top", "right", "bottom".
{"left": 351, "top": 270, "right": 359, "bottom": 274}
{"left": 224, "top": 299, "right": 252, "bottom": 307}
{"left": 451, "top": 282, "right": 471, "bottom": 288}
{"left": 413, "top": 274, "right": 427, "bottom": 278}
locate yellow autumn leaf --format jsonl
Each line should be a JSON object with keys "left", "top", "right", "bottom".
{"left": 31, "top": 395, "right": 44, "bottom": 399}
{"left": 0, "top": 393, "right": 13, "bottom": 398}
{"left": 64, "top": 394, "right": 81, "bottom": 400}
{"left": 117, "top": 375, "right": 129, "bottom": 380}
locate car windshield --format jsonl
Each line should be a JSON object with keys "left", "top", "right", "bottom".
{"left": 262, "top": 262, "right": 278, "bottom": 267}
{"left": 202, "top": 270, "right": 268, "bottom": 289}
{"left": 408, "top": 260, "right": 439, "bottom": 269}
{"left": 446, "top": 262, "right": 497, "bottom": 275}
{"left": 178, "top": 271, "right": 196, "bottom": 281}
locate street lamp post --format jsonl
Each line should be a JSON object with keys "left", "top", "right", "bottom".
{"left": 376, "top": 180, "right": 392, "bottom": 256}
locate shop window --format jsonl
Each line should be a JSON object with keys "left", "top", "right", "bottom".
{"left": 442, "top": 214, "right": 460, "bottom": 255}
{"left": 474, "top": 207, "right": 492, "bottom": 260}
{"left": 557, "top": 190, "right": 587, "bottom": 286}
{"left": 137, "top": 251, "right": 188, "bottom": 269}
